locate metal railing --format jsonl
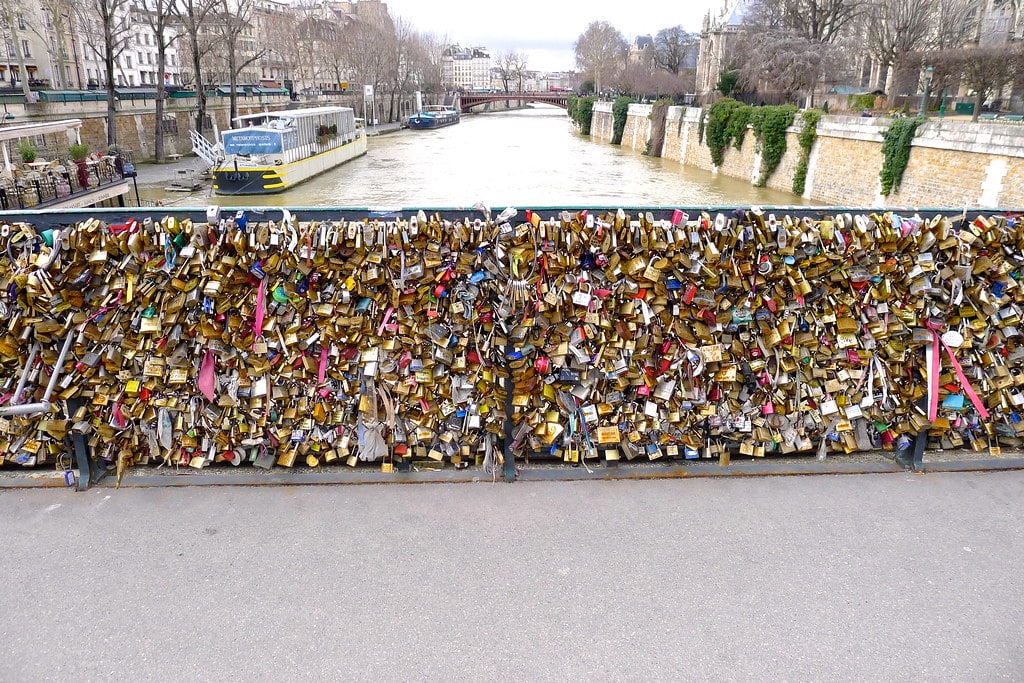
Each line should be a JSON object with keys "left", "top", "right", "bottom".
{"left": 0, "top": 153, "right": 134, "bottom": 211}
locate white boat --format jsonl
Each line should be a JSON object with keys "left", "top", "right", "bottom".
{"left": 212, "top": 106, "right": 366, "bottom": 195}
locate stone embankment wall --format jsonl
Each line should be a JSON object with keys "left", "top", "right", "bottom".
{"left": 15, "top": 92, "right": 424, "bottom": 162}
{"left": 592, "top": 101, "right": 1024, "bottom": 207}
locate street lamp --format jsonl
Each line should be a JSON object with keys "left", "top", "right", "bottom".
{"left": 918, "top": 65, "right": 934, "bottom": 117}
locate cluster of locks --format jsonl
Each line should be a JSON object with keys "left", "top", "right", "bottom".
{"left": 0, "top": 206, "right": 1019, "bottom": 479}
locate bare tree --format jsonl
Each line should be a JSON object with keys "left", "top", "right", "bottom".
{"left": 76, "top": 0, "right": 132, "bottom": 146}
{"left": 382, "top": 17, "right": 421, "bottom": 121}
{"left": 214, "top": 0, "right": 265, "bottom": 124}
{"left": 574, "top": 20, "right": 628, "bottom": 94}
{"left": 0, "top": 0, "right": 37, "bottom": 98}
{"left": 134, "top": 0, "right": 177, "bottom": 161}
{"left": 732, "top": 28, "right": 844, "bottom": 104}
{"left": 416, "top": 31, "right": 448, "bottom": 93}
{"left": 927, "top": 43, "right": 1024, "bottom": 120}
{"left": 172, "top": 0, "right": 217, "bottom": 134}
{"left": 862, "top": 0, "right": 936, "bottom": 97}
{"left": 339, "top": 17, "right": 391, "bottom": 122}
{"left": 748, "top": 0, "right": 862, "bottom": 42}
{"left": 653, "top": 26, "right": 697, "bottom": 75}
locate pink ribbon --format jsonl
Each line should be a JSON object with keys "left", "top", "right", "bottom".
{"left": 253, "top": 279, "right": 266, "bottom": 344}
{"left": 927, "top": 328, "right": 989, "bottom": 422}
{"left": 317, "top": 347, "right": 328, "bottom": 386}
{"left": 198, "top": 349, "right": 217, "bottom": 403}
{"left": 377, "top": 306, "right": 395, "bottom": 336}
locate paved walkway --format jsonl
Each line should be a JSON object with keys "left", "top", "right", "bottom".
{"left": 2, "top": 471, "right": 1022, "bottom": 680}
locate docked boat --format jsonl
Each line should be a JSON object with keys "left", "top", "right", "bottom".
{"left": 212, "top": 106, "right": 366, "bottom": 195}
{"left": 407, "top": 105, "right": 460, "bottom": 130}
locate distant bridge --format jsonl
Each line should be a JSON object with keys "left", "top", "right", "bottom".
{"left": 458, "top": 91, "right": 570, "bottom": 111}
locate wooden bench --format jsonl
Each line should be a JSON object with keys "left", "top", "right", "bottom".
{"left": 166, "top": 153, "right": 183, "bottom": 161}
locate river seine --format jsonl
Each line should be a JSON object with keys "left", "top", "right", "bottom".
{"left": 141, "top": 105, "right": 806, "bottom": 208}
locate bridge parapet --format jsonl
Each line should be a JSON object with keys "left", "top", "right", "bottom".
{"left": 459, "top": 92, "right": 569, "bottom": 111}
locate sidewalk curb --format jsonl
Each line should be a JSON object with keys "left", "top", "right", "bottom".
{"left": 3, "top": 457, "right": 1024, "bottom": 490}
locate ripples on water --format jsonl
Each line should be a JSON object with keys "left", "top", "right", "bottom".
{"left": 143, "top": 106, "right": 805, "bottom": 208}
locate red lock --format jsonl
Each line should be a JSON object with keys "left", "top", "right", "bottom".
{"left": 683, "top": 285, "right": 697, "bottom": 304}
{"left": 534, "top": 356, "right": 550, "bottom": 374}
{"left": 709, "top": 385, "right": 722, "bottom": 402}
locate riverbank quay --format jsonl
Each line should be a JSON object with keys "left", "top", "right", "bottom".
{"left": 1, "top": 206, "right": 1023, "bottom": 491}
{"left": 593, "top": 102, "right": 1024, "bottom": 208}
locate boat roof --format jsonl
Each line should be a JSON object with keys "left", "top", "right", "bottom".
{"left": 232, "top": 106, "right": 354, "bottom": 125}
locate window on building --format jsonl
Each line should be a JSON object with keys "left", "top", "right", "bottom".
{"left": 162, "top": 115, "right": 177, "bottom": 135}
{"left": 17, "top": 15, "right": 25, "bottom": 30}
{"left": 129, "top": 75, "right": 134, "bottom": 86}
{"left": 126, "top": 56, "right": 132, "bottom": 68}
{"left": 20, "top": 40, "right": 29, "bottom": 58}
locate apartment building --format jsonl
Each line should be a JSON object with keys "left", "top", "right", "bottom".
{"left": 441, "top": 45, "right": 491, "bottom": 90}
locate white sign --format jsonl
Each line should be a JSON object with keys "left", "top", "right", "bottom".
{"left": 363, "top": 84, "right": 374, "bottom": 98}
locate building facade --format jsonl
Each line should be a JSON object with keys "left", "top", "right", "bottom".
{"left": 441, "top": 45, "right": 491, "bottom": 90}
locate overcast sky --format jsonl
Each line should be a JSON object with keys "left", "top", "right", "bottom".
{"left": 381, "top": 0, "right": 726, "bottom": 73}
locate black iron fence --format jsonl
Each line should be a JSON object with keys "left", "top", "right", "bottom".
{"left": 0, "top": 152, "right": 135, "bottom": 210}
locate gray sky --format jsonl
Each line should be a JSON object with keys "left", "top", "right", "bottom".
{"left": 382, "top": 0, "right": 725, "bottom": 73}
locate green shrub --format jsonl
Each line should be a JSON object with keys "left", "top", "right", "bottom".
{"left": 847, "top": 93, "right": 875, "bottom": 111}
{"left": 69, "top": 143, "right": 89, "bottom": 161}
{"left": 17, "top": 140, "right": 35, "bottom": 163}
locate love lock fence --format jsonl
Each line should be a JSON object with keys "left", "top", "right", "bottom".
{"left": 0, "top": 205, "right": 1020, "bottom": 489}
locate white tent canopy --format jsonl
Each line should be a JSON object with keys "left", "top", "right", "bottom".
{"left": 0, "top": 119, "right": 83, "bottom": 172}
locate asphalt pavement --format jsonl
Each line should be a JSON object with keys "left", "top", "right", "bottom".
{"left": 1, "top": 471, "right": 1022, "bottom": 681}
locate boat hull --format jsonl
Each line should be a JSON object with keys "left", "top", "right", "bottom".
{"left": 212, "top": 134, "right": 367, "bottom": 195}
{"left": 407, "top": 115, "right": 460, "bottom": 130}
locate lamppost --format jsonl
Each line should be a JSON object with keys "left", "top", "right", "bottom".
{"left": 918, "top": 65, "right": 934, "bottom": 117}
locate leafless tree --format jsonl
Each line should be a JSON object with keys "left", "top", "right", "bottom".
{"left": 416, "top": 31, "right": 448, "bottom": 93}
{"left": 612, "top": 61, "right": 695, "bottom": 99}
{"left": 862, "top": 0, "right": 936, "bottom": 97}
{"left": 214, "top": 0, "right": 266, "bottom": 124}
{"left": 927, "top": 43, "right": 1024, "bottom": 120}
{"left": 0, "top": 0, "right": 34, "bottom": 98}
{"left": 339, "top": 17, "right": 391, "bottom": 122}
{"left": 732, "top": 28, "right": 845, "bottom": 104}
{"left": 173, "top": 0, "right": 218, "bottom": 134}
{"left": 135, "top": 0, "right": 176, "bottom": 161}
{"left": 653, "top": 26, "right": 697, "bottom": 75}
{"left": 747, "top": 0, "right": 862, "bottom": 43}
{"left": 574, "top": 20, "right": 628, "bottom": 94}
{"left": 382, "top": 17, "right": 421, "bottom": 121}
{"left": 76, "top": 0, "right": 132, "bottom": 146}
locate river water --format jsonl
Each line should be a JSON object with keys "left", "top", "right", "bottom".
{"left": 140, "top": 106, "right": 805, "bottom": 208}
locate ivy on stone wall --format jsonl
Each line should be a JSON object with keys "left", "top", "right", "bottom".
{"left": 705, "top": 99, "right": 794, "bottom": 177}
{"left": 567, "top": 95, "right": 596, "bottom": 136}
{"left": 879, "top": 116, "right": 926, "bottom": 196}
{"left": 792, "top": 109, "right": 822, "bottom": 195}
{"left": 611, "top": 96, "right": 634, "bottom": 145}
{"left": 749, "top": 104, "right": 797, "bottom": 187}
{"left": 696, "top": 106, "right": 706, "bottom": 144}
{"left": 705, "top": 98, "right": 750, "bottom": 166}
